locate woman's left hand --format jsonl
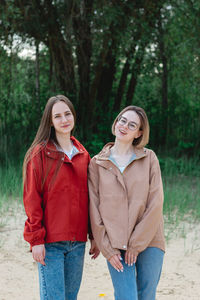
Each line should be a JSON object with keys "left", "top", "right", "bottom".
{"left": 89, "top": 239, "right": 100, "bottom": 259}
{"left": 125, "top": 249, "right": 137, "bottom": 266}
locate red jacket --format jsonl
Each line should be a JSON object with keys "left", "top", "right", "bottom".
{"left": 23, "top": 136, "right": 91, "bottom": 247}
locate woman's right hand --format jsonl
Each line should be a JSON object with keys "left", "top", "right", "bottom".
{"left": 32, "top": 244, "right": 46, "bottom": 265}
{"left": 108, "top": 254, "right": 123, "bottom": 272}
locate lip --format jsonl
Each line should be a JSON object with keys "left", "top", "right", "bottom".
{"left": 118, "top": 128, "right": 128, "bottom": 135}
{"left": 61, "top": 124, "right": 70, "bottom": 128}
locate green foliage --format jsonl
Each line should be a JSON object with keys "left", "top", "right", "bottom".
{"left": 0, "top": 0, "right": 200, "bottom": 162}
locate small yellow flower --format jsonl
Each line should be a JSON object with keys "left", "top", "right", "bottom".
{"left": 99, "top": 293, "right": 106, "bottom": 297}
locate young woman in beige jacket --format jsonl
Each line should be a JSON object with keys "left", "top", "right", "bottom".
{"left": 88, "top": 106, "right": 165, "bottom": 300}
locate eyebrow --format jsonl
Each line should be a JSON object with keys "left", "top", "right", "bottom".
{"left": 121, "top": 116, "right": 138, "bottom": 125}
{"left": 53, "top": 110, "right": 71, "bottom": 116}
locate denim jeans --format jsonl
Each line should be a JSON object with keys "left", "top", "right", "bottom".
{"left": 107, "top": 247, "right": 164, "bottom": 300}
{"left": 38, "top": 241, "right": 86, "bottom": 300}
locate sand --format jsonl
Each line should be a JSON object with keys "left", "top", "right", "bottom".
{"left": 0, "top": 202, "right": 200, "bottom": 300}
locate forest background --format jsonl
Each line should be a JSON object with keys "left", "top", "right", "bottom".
{"left": 0, "top": 0, "right": 199, "bottom": 221}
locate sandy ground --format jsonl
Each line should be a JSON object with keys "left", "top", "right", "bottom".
{"left": 0, "top": 203, "right": 200, "bottom": 300}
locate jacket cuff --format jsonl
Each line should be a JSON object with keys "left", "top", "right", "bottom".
{"left": 102, "top": 248, "right": 121, "bottom": 260}
{"left": 30, "top": 239, "right": 45, "bottom": 247}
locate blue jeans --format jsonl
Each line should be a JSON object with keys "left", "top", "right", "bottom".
{"left": 107, "top": 247, "right": 164, "bottom": 300}
{"left": 38, "top": 241, "right": 86, "bottom": 300}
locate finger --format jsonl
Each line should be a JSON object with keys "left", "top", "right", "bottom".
{"left": 43, "top": 246, "right": 46, "bottom": 259}
{"left": 109, "top": 257, "right": 120, "bottom": 272}
{"left": 33, "top": 253, "right": 45, "bottom": 265}
{"left": 113, "top": 256, "right": 123, "bottom": 271}
{"left": 128, "top": 253, "right": 134, "bottom": 266}
{"left": 127, "top": 252, "right": 131, "bottom": 266}
{"left": 34, "top": 256, "right": 46, "bottom": 266}
{"left": 109, "top": 255, "right": 123, "bottom": 272}
{"left": 117, "top": 254, "right": 123, "bottom": 261}
{"left": 90, "top": 248, "right": 99, "bottom": 259}
{"left": 91, "top": 251, "right": 100, "bottom": 259}
{"left": 89, "top": 247, "right": 97, "bottom": 256}
{"left": 89, "top": 246, "right": 94, "bottom": 253}
{"left": 125, "top": 251, "right": 128, "bottom": 264}
{"left": 110, "top": 260, "right": 121, "bottom": 272}
{"left": 40, "top": 258, "right": 46, "bottom": 266}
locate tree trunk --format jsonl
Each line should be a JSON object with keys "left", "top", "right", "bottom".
{"left": 158, "top": 9, "right": 168, "bottom": 146}
{"left": 35, "top": 39, "right": 40, "bottom": 112}
{"left": 96, "top": 41, "right": 117, "bottom": 108}
{"left": 48, "top": 34, "right": 75, "bottom": 97}
{"left": 125, "top": 46, "right": 145, "bottom": 106}
{"left": 113, "top": 50, "right": 133, "bottom": 112}
{"left": 73, "top": 0, "right": 93, "bottom": 136}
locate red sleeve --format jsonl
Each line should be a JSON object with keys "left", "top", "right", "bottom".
{"left": 23, "top": 154, "right": 46, "bottom": 246}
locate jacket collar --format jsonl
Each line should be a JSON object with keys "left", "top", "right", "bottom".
{"left": 95, "top": 142, "right": 147, "bottom": 162}
{"left": 44, "top": 136, "right": 85, "bottom": 160}
{"left": 44, "top": 136, "right": 84, "bottom": 151}
{"left": 94, "top": 143, "right": 148, "bottom": 191}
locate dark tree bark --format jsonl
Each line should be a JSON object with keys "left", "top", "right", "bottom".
{"left": 125, "top": 47, "right": 146, "bottom": 106}
{"left": 158, "top": 8, "right": 168, "bottom": 145}
{"left": 96, "top": 39, "right": 117, "bottom": 108}
{"left": 13, "top": 0, "right": 76, "bottom": 96}
{"left": 113, "top": 54, "right": 131, "bottom": 112}
{"left": 89, "top": 34, "right": 111, "bottom": 112}
{"left": 72, "top": 0, "right": 93, "bottom": 133}
{"left": 35, "top": 39, "right": 40, "bottom": 111}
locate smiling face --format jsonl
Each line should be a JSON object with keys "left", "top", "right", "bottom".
{"left": 114, "top": 110, "right": 142, "bottom": 144}
{"left": 51, "top": 101, "right": 74, "bottom": 136}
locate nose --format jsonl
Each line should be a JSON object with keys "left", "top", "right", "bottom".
{"left": 122, "top": 122, "right": 129, "bottom": 129}
{"left": 61, "top": 115, "right": 68, "bottom": 122}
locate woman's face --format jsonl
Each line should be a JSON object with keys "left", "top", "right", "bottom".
{"left": 114, "top": 110, "right": 142, "bottom": 144}
{"left": 51, "top": 101, "right": 74, "bottom": 136}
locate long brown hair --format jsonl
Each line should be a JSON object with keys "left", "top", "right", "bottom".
{"left": 23, "top": 95, "right": 76, "bottom": 183}
{"left": 111, "top": 105, "right": 150, "bottom": 148}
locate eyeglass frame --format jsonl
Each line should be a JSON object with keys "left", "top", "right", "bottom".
{"left": 117, "top": 116, "right": 140, "bottom": 131}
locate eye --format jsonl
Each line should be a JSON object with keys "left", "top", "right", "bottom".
{"left": 119, "top": 117, "right": 126, "bottom": 124}
{"left": 65, "top": 112, "right": 73, "bottom": 119}
{"left": 129, "top": 123, "right": 137, "bottom": 130}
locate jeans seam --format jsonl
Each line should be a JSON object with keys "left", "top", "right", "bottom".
{"left": 40, "top": 265, "right": 48, "bottom": 300}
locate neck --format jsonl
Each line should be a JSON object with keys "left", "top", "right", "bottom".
{"left": 55, "top": 133, "right": 72, "bottom": 152}
{"left": 112, "top": 139, "right": 134, "bottom": 156}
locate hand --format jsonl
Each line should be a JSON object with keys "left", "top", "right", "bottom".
{"left": 32, "top": 244, "right": 46, "bottom": 265}
{"left": 108, "top": 254, "right": 123, "bottom": 272}
{"left": 125, "top": 249, "right": 137, "bottom": 266}
{"left": 89, "top": 239, "right": 100, "bottom": 259}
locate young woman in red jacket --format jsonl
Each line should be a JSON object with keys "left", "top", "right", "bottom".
{"left": 23, "top": 95, "right": 99, "bottom": 300}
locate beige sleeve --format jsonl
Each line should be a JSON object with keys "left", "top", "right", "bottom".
{"left": 88, "top": 158, "right": 120, "bottom": 260}
{"left": 128, "top": 152, "right": 164, "bottom": 256}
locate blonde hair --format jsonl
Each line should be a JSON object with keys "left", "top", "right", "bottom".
{"left": 111, "top": 105, "right": 149, "bottom": 148}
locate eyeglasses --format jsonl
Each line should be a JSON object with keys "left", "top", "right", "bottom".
{"left": 117, "top": 116, "right": 139, "bottom": 131}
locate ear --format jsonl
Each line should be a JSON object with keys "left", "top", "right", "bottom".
{"left": 135, "top": 130, "right": 142, "bottom": 139}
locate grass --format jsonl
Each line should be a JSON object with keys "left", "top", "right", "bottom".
{"left": 160, "top": 156, "right": 200, "bottom": 240}
{"left": 0, "top": 156, "right": 199, "bottom": 238}
{"left": 0, "top": 162, "right": 23, "bottom": 214}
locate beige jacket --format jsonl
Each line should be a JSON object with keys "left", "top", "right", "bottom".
{"left": 88, "top": 143, "right": 165, "bottom": 260}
